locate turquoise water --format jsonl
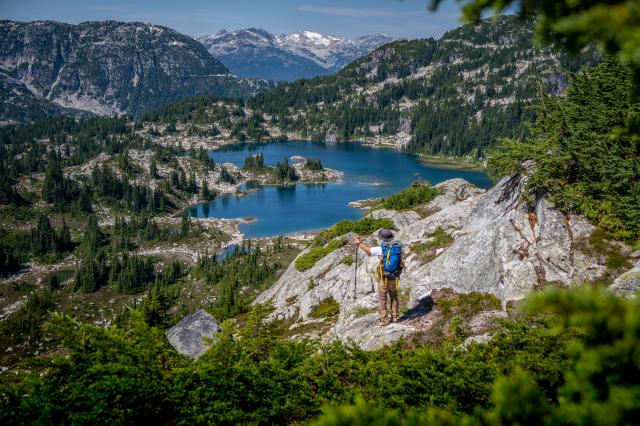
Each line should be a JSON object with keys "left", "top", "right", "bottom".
{"left": 188, "top": 141, "right": 491, "bottom": 238}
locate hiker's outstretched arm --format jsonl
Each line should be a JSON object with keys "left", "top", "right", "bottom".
{"left": 353, "top": 237, "right": 372, "bottom": 255}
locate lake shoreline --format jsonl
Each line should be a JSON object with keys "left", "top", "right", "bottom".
{"left": 217, "top": 138, "right": 488, "bottom": 172}
{"left": 196, "top": 140, "right": 491, "bottom": 238}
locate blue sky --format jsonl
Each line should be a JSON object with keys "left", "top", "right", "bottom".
{"left": 0, "top": 0, "right": 465, "bottom": 39}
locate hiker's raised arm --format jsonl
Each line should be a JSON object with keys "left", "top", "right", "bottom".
{"left": 353, "top": 237, "right": 372, "bottom": 255}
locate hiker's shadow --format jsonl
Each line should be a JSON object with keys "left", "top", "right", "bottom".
{"left": 398, "top": 296, "right": 434, "bottom": 322}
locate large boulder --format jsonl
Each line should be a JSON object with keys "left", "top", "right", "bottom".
{"left": 165, "top": 309, "right": 221, "bottom": 358}
{"left": 609, "top": 267, "right": 640, "bottom": 298}
{"left": 403, "top": 171, "right": 603, "bottom": 303}
{"left": 254, "top": 171, "right": 616, "bottom": 350}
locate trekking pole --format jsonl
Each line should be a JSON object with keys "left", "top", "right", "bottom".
{"left": 353, "top": 243, "right": 358, "bottom": 300}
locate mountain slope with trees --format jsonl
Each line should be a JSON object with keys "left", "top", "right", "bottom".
{"left": 1, "top": 1, "right": 639, "bottom": 423}
{"left": 0, "top": 20, "right": 271, "bottom": 123}
{"left": 248, "top": 15, "right": 598, "bottom": 157}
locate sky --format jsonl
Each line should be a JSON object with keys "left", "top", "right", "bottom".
{"left": 0, "top": 0, "right": 465, "bottom": 39}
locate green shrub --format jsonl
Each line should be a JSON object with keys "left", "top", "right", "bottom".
{"left": 575, "top": 228, "right": 633, "bottom": 273}
{"left": 1, "top": 288, "right": 54, "bottom": 337}
{"left": 487, "top": 61, "right": 640, "bottom": 240}
{"left": 340, "top": 256, "right": 354, "bottom": 266}
{"left": 2, "top": 287, "right": 638, "bottom": 425}
{"left": 312, "top": 217, "right": 395, "bottom": 247}
{"left": 310, "top": 298, "right": 340, "bottom": 319}
{"left": 411, "top": 228, "right": 454, "bottom": 253}
{"left": 438, "top": 292, "right": 501, "bottom": 320}
{"left": 379, "top": 181, "right": 442, "bottom": 210}
{"left": 305, "top": 158, "right": 324, "bottom": 171}
{"left": 296, "top": 238, "right": 347, "bottom": 271}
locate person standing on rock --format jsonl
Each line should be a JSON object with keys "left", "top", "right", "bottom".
{"left": 354, "top": 229, "right": 404, "bottom": 326}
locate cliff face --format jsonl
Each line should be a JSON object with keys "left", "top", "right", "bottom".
{"left": 254, "top": 169, "right": 637, "bottom": 350}
{"left": 0, "top": 20, "right": 270, "bottom": 121}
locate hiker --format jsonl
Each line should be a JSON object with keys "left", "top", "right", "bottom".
{"left": 354, "top": 229, "right": 403, "bottom": 325}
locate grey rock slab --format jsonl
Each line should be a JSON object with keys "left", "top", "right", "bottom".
{"left": 459, "top": 333, "right": 493, "bottom": 349}
{"left": 407, "top": 176, "right": 600, "bottom": 304}
{"left": 429, "top": 178, "right": 486, "bottom": 212}
{"left": 369, "top": 209, "right": 421, "bottom": 230}
{"left": 253, "top": 175, "right": 606, "bottom": 351}
{"left": 165, "top": 309, "right": 221, "bottom": 359}
{"left": 609, "top": 267, "right": 640, "bottom": 299}
{"left": 327, "top": 313, "right": 416, "bottom": 351}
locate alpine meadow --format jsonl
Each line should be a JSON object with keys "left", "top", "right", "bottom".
{"left": 0, "top": 1, "right": 639, "bottom": 425}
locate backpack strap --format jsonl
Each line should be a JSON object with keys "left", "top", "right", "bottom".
{"left": 385, "top": 242, "right": 394, "bottom": 267}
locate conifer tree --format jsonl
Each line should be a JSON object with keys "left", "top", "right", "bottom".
{"left": 200, "top": 179, "right": 210, "bottom": 200}
{"left": 149, "top": 157, "right": 158, "bottom": 178}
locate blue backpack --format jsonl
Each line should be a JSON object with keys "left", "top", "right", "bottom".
{"left": 377, "top": 241, "right": 404, "bottom": 280}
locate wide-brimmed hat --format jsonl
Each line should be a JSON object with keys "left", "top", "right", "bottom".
{"left": 378, "top": 229, "right": 394, "bottom": 243}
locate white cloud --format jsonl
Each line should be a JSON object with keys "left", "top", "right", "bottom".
{"left": 298, "top": 5, "right": 426, "bottom": 18}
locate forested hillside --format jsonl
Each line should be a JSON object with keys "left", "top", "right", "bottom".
{"left": 1, "top": 1, "right": 639, "bottom": 424}
{"left": 248, "top": 16, "right": 597, "bottom": 156}
{"left": 0, "top": 20, "right": 271, "bottom": 124}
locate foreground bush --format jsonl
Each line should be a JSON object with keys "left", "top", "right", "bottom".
{"left": 379, "top": 181, "right": 442, "bottom": 210}
{"left": 1, "top": 287, "right": 638, "bottom": 425}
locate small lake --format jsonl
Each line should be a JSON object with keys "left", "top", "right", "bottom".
{"left": 188, "top": 141, "right": 491, "bottom": 238}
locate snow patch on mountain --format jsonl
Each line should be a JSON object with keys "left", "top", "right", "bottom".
{"left": 197, "top": 29, "right": 394, "bottom": 81}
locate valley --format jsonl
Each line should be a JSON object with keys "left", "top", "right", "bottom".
{"left": 0, "top": 4, "right": 639, "bottom": 424}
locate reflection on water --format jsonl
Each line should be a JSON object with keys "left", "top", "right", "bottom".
{"left": 190, "top": 141, "right": 491, "bottom": 238}
{"left": 276, "top": 185, "right": 296, "bottom": 202}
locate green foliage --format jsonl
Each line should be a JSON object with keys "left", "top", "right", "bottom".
{"left": 309, "top": 298, "right": 340, "bottom": 319}
{"left": 194, "top": 243, "right": 281, "bottom": 320}
{"left": 139, "top": 283, "right": 180, "bottom": 328}
{"left": 0, "top": 288, "right": 54, "bottom": 344}
{"left": 488, "top": 61, "right": 640, "bottom": 239}
{"left": 314, "top": 287, "right": 640, "bottom": 425}
{"left": 438, "top": 292, "right": 502, "bottom": 321}
{"left": 218, "top": 166, "right": 236, "bottom": 184}
{"left": 411, "top": 228, "right": 454, "bottom": 254}
{"left": 108, "top": 254, "right": 155, "bottom": 294}
{"left": 582, "top": 228, "right": 633, "bottom": 272}
{"left": 379, "top": 181, "right": 442, "bottom": 210}
{"left": 91, "top": 164, "right": 170, "bottom": 214}
{"left": 305, "top": 158, "right": 324, "bottom": 171}
{"left": 0, "top": 228, "right": 30, "bottom": 275}
{"left": 41, "top": 158, "right": 80, "bottom": 211}
{"left": 340, "top": 255, "right": 354, "bottom": 266}
{"left": 1, "top": 312, "right": 170, "bottom": 425}
{"left": 1, "top": 287, "right": 638, "bottom": 425}
{"left": 274, "top": 157, "right": 298, "bottom": 182}
{"left": 295, "top": 238, "right": 347, "bottom": 271}
{"left": 313, "top": 217, "right": 395, "bottom": 247}
{"left": 30, "top": 215, "right": 71, "bottom": 259}
{"left": 243, "top": 153, "right": 265, "bottom": 171}
{"left": 435, "top": 0, "right": 640, "bottom": 82}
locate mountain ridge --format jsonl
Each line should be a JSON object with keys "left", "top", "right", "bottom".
{"left": 247, "top": 15, "right": 599, "bottom": 156}
{"left": 0, "top": 19, "right": 271, "bottom": 123}
{"left": 197, "top": 28, "right": 394, "bottom": 81}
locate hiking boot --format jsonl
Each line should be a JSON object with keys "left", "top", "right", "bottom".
{"left": 391, "top": 315, "right": 399, "bottom": 323}
{"left": 379, "top": 317, "right": 390, "bottom": 326}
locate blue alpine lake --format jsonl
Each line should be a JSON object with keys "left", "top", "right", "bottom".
{"left": 187, "top": 141, "right": 492, "bottom": 238}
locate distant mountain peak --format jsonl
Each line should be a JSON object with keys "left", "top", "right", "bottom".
{"left": 197, "top": 29, "right": 394, "bottom": 81}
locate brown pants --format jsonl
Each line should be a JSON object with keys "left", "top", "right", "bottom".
{"left": 378, "top": 279, "right": 399, "bottom": 321}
